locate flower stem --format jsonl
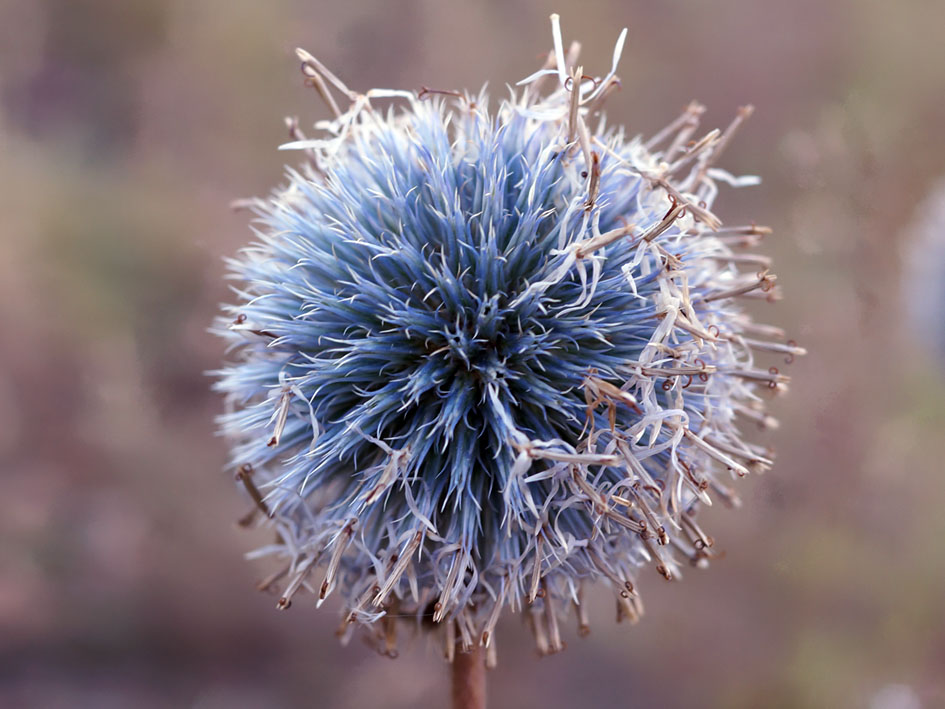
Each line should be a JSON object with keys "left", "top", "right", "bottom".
{"left": 451, "top": 645, "right": 486, "bottom": 709}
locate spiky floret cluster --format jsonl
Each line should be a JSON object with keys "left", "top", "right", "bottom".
{"left": 214, "top": 16, "right": 803, "bottom": 662}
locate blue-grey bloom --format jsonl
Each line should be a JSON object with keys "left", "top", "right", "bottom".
{"left": 213, "top": 15, "right": 802, "bottom": 662}
{"left": 902, "top": 177, "right": 945, "bottom": 362}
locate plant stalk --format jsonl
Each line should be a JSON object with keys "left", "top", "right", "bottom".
{"left": 451, "top": 645, "right": 486, "bottom": 709}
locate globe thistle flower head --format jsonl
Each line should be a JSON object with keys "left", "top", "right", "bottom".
{"left": 902, "top": 178, "right": 945, "bottom": 362}
{"left": 214, "top": 15, "right": 803, "bottom": 662}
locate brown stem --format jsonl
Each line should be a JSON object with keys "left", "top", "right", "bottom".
{"left": 451, "top": 645, "right": 486, "bottom": 709}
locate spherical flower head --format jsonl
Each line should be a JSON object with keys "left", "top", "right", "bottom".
{"left": 213, "top": 16, "right": 803, "bottom": 661}
{"left": 902, "top": 177, "right": 945, "bottom": 362}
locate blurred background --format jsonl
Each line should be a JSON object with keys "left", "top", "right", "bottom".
{"left": 2, "top": 0, "right": 944, "bottom": 707}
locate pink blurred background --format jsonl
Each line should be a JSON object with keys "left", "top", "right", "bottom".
{"left": 2, "top": 0, "right": 945, "bottom": 706}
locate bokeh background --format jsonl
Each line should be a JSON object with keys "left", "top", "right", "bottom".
{"left": 2, "top": 0, "right": 945, "bottom": 707}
